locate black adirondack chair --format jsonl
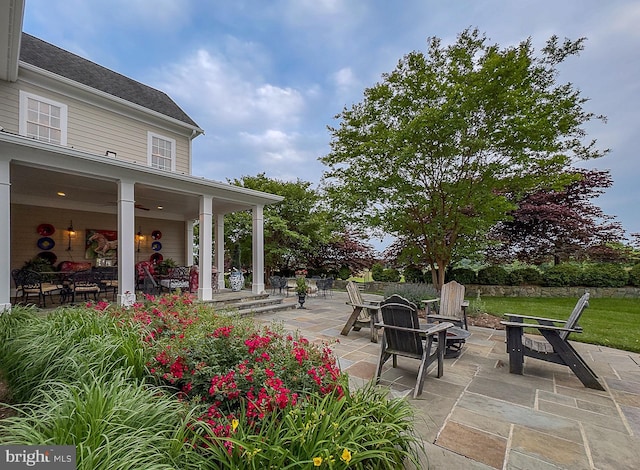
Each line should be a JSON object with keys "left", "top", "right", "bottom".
{"left": 375, "top": 294, "right": 453, "bottom": 398}
{"left": 500, "top": 292, "right": 605, "bottom": 390}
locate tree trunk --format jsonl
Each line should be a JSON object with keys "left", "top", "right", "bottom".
{"left": 430, "top": 268, "right": 438, "bottom": 289}
{"left": 435, "top": 267, "right": 446, "bottom": 292}
{"left": 429, "top": 261, "right": 447, "bottom": 291}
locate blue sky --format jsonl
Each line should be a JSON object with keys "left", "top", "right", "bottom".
{"left": 22, "top": 0, "right": 640, "bottom": 247}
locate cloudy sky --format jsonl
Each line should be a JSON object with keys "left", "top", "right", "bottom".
{"left": 22, "top": 0, "right": 640, "bottom": 246}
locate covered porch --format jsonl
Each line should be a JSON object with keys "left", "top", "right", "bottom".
{"left": 1, "top": 132, "right": 283, "bottom": 311}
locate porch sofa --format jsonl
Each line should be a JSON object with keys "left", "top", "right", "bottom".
{"left": 58, "top": 261, "right": 92, "bottom": 272}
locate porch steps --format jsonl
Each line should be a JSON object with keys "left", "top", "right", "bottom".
{"left": 232, "top": 300, "right": 297, "bottom": 317}
{"left": 202, "top": 290, "right": 296, "bottom": 317}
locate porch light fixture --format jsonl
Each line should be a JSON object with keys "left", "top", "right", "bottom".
{"left": 66, "top": 221, "right": 75, "bottom": 251}
{"left": 136, "top": 228, "right": 144, "bottom": 252}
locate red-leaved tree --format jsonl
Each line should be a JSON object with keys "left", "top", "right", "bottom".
{"left": 306, "top": 229, "right": 377, "bottom": 274}
{"left": 487, "top": 169, "right": 624, "bottom": 264}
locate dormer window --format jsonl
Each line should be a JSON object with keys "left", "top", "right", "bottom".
{"left": 148, "top": 132, "right": 176, "bottom": 171}
{"left": 19, "top": 91, "right": 68, "bottom": 145}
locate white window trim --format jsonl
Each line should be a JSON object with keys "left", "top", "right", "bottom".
{"left": 147, "top": 131, "right": 176, "bottom": 172}
{"left": 19, "top": 90, "right": 68, "bottom": 146}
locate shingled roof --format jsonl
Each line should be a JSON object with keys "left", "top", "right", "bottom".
{"left": 19, "top": 33, "right": 200, "bottom": 129}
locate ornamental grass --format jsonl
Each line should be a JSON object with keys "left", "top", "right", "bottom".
{"left": 0, "top": 304, "right": 148, "bottom": 403}
{"left": 0, "top": 371, "right": 200, "bottom": 470}
{"left": 190, "top": 384, "right": 422, "bottom": 468}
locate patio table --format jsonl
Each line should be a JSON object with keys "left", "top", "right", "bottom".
{"left": 421, "top": 322, "right": 470, "bottom": 358}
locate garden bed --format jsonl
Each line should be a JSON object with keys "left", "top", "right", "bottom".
{"left": 0, "top": 296, "right": 425, "bottom": 468}
{"left": 468, "top": 312, "right": 505, "bottom": 329}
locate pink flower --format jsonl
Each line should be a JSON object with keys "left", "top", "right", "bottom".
{"left": 170, "top": 357, "right": 186, "bottom": 379}
{"left": 213, "top": 326, "right": 234, "bottom": 338}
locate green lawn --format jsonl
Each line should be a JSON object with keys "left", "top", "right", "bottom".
{"left": 476, "top": 297, "right": 640, "bottom": 353}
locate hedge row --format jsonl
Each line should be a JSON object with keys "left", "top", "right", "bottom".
{"left": 372, "top": 263, "right": 401, "bottom": 282}
{"left": 446, "top": 263, "right": 640, "bottom": 288}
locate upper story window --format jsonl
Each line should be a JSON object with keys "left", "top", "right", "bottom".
{"left": 19, "top": 91, "right": 68, "bottom": 145}
{"left": 148, "top": 132, "right": 176, "bottom": 171}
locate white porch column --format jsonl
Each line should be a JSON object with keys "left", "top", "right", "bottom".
{"left": 0, "top": 160, "right": 11, "bottom": 312}
{"left": 214, "top": 213, "right": 225, "bottom": 290}
{"left": 117, "top": 179, "right": 136, "bottom": 306}
{"left": 185, "top": 220, "right": 194, "bottom": 266}
{"left": 251, "top": 204, "right": 265, "bottom": 294}
{"left": 198, "top": 196, "right": 213, "bottom": 301}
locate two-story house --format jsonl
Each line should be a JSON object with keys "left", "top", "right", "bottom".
{"left": 0, "top": 0, "right": 282, "bottom": 311}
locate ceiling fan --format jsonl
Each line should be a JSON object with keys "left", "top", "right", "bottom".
{"left": 104, "top": 201, "right": 151, "bottom": 211}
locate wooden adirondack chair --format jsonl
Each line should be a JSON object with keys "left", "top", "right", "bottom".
{"left": 375, "top": 294, "right": 453, "bottom": 398}
{"left": 422, "top": 280, "right": 470, "bottom": 330}
{"left": 500, "top": 292, "right": 604, "bottom": 390}
{"left": 341, "top": 281, "right": 382, "bottom": 342}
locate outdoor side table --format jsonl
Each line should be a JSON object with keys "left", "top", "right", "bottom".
{"left": 422, "top": 322, "right": 470, "bottom": 358}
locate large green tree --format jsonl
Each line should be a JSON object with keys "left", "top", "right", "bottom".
{"left": 225, "top": 174, "right": 337, "bottom": 275}
{"left": 320, "top": 28, "right": 607, "bottom": 289}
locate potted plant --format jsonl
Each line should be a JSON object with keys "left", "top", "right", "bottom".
{"left": 22, "top": 257, "right": 54, "bottom": 272}
{"left": 295, "top": 276, "right": 308, "bottom": 309}
{"left": 156, "top": 258, "right": 177, "bottom": 276}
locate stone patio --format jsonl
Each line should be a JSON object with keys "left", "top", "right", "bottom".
{"left": 254, "top": 290, "right": 640, "bottom": 469}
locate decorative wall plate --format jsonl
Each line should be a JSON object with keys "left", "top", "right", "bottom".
{"left": 151, "top": 230, "right": 162, "bottom": 240}
{"left": 37, "top": 237, "right": 55, "bottom": 250}
{"left": 150, "top": 253, "right": 164, "bottom": 264}
{"left": 37, "top": 251, "right": 58, "bottom": 264}
{"left": 151, "top": 241, "right": 162, "bottom": 251}
{"left": 37, "top": 224, "right": 55, "bottom": 236}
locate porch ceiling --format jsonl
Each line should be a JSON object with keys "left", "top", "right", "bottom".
{"left": 11, "top": 164, "right": 203, "bottom": 220}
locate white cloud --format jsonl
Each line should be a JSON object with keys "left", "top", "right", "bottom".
{"left": 331, "top": 67, "right": 358, "bottom": 91}
{"left": 156, "top": 48, "right": 305, "bottom": 129}
{"left": 254, "top": 85, "right": 304, "bottom": 125}
{"left": 240, "top": 129, "right": 307, "bottom": 165}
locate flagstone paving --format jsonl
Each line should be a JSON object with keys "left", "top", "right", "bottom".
{"left": 253, "top": 290, "right": 640, "bottom": 469}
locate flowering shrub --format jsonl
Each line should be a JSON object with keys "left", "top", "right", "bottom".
{"left": 16, "top": 295, "right": 423, "bottom": 467}
{"left": 117, "top": 293, "right": 345, "bottom": 444}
